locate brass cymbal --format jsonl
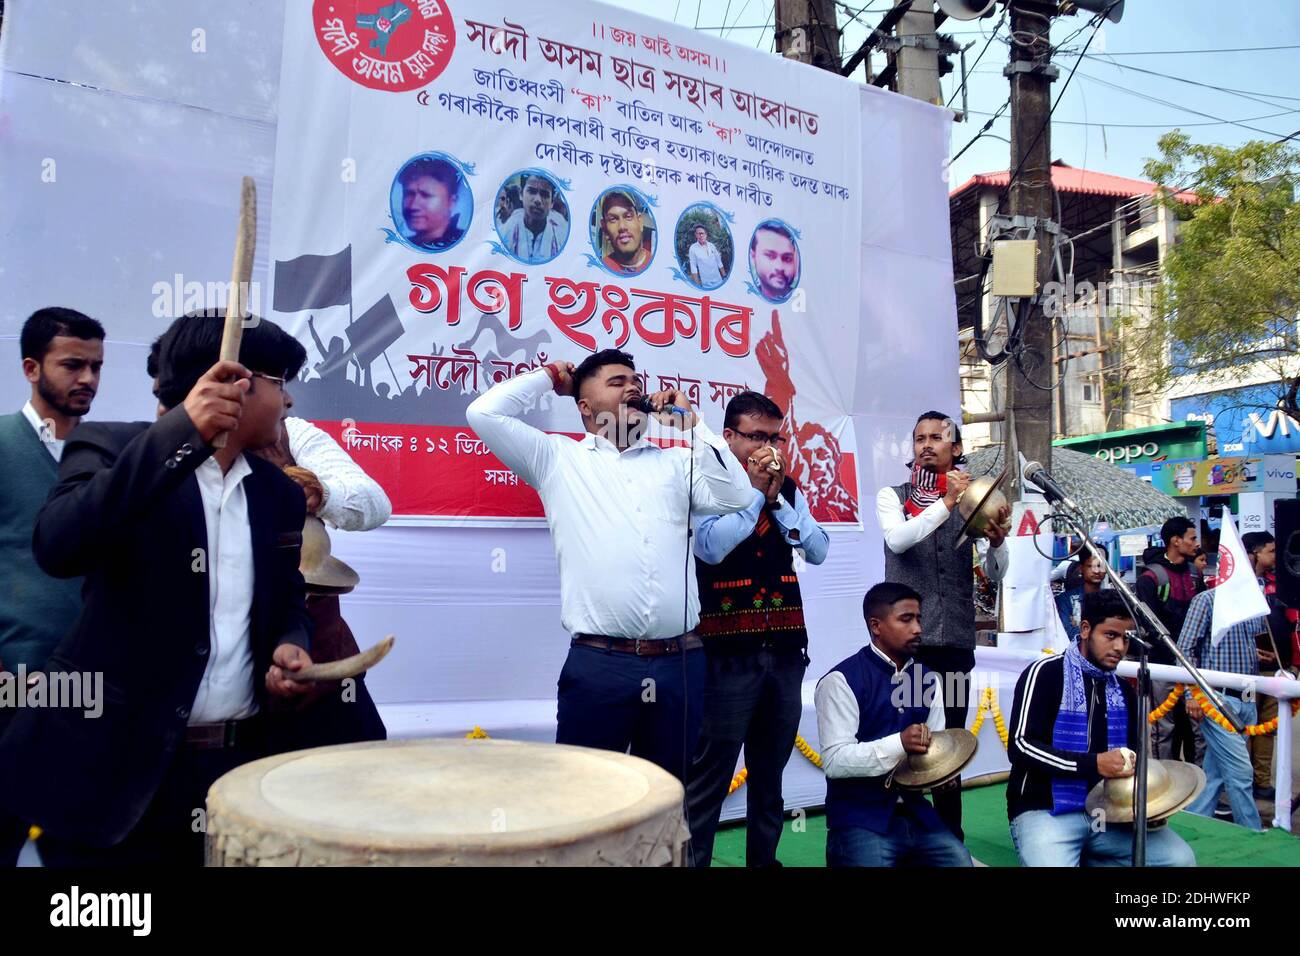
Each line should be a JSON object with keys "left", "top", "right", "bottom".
{"left": 892, "top": 728, "right": 978, "bottom": 790}
{"left": 300, "top": 515, "right": 360, "bottom": 593}
{"left": 1085, "top": 759, "right": 1206, "bottom": 824}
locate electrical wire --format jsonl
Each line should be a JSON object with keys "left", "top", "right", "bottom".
{"left": 1081, "top": 55, "right": 1300, "bottom": 109}
{"left": 1094, "top": 45, "right": 1300, "bottom": 56}
{"left": 720, "top": 0, "right": 755, "bottom": 39}
{"left": 959, "top": 105, "right": 1300, "bottom": 130}
{"left": 1076, "top": 70, "right": 1297, "bottom": 139}
{"left": 946, "top": 9, "right": 1007, "bottom": 108}
{"left": 755, "top": 4, "right": 774, "bottom": 50}
{"left": 967, "top": 6, "right": 1113, "bottom": 372}
{"left": 952, "top": 96, "right": 1010, "bottom": 163}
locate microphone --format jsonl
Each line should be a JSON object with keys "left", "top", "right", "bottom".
{"left": 1023, "top": 460, "right": 1080, "bottom": 512}
{"left": 629, "top": 395, "right": 692, "bottom": 418}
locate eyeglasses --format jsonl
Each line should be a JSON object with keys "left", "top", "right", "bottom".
{"left": 251, "top": 372, "right": 287, "bottom": 391}
{"left": 733, "top": 430, "right": 786, "bottom": 446}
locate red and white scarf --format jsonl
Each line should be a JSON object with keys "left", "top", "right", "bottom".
{"left": 904, "top": 463, "right": 947, "bottom": 518}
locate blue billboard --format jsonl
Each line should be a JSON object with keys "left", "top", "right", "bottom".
{"left": 1170, "top": 383, "right": 1300, "bottom": 455}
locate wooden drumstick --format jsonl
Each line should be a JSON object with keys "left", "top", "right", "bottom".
{"left": 283, "top": 635, "right": 395, "bottom": 683}
{"left": 213, "top": 176, "right": 258, "bottom": 450}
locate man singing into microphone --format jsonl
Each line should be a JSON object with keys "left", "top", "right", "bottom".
{"left": 466, "top": 350, "right": 753, "bottom": 779}
{"left": 876, "top": 411, "right": 1009, "bottom": 840}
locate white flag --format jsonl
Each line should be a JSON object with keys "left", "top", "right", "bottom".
{"left": 1211, "top": 511, "right": 1269, "bottom": 646}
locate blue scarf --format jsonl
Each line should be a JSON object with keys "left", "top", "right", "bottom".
{"left": 1050, "top": 641, "right": 1127, "bottom": 815}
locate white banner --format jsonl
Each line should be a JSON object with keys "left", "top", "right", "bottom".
{"left": 1, "top": 0, "right": 957, "bottom": 729}
{"left": 268, "top": 0, "right": 867, "bottom": 524}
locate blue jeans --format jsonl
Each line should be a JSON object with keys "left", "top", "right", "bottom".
{"left": 826, "top": 810, "right": 972, "bottom": 868}
{"left": 1010, "top": 810, "right": 1196, "bottom": 867}
{"left": 1186, "top": 696, "right": 1262, "bottom": 830}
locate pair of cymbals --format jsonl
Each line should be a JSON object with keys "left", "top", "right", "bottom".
{"left": 891, "top": 729, "right": 978, "bottom": 791}
{"left": 1085, "top": 759, "right": 1206, "bottom": 824}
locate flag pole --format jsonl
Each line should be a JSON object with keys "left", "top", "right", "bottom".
{"left": 381, "top": 349, "right": 400, "bottom": 391}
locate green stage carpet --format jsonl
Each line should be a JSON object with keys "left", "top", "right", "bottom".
{"left": 710, "top": 783, "right": 1300, "bottom": 867}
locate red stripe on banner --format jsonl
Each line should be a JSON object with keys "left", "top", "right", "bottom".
{"left": 313, "top": 420, "right": 553, "bottom": 519}
{"left": 312, "top": 420, "right": 860, "bottom": 523}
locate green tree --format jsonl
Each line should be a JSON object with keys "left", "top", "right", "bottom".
{"left": 1121, "top": 132, "right": 1300, "bottom": 423}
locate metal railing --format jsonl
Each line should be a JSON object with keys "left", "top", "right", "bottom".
{"left": 979, "top": 647, "right": 1299, "bottom": 832}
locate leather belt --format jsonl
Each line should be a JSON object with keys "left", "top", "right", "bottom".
{"left": 185, "top": 717, "right": 261, "bottom": 750}
{"left": 572, "top": 633, "right": 703, "bottom": 656}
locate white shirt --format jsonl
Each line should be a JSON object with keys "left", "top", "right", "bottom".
{"left": 500, "top": 208, "right": 568, "bottom": 263}
{"left": 875, "top": 485, "right": 1009, "bottom": 581}
{"left": 694, "top": 486, "right": 830, "bottom": 566}
{"left": 22, "top": 400, "right": 63, "bottom": 461}
{"left": 285, "top": 417, "right": 392, "bottom": 531}
{"left": 688, "top": 241, "right": 724, "bottom": 287}
{"left": 466, "top": 368, "right": 754, "bottom": 639}
{"left": 189, "top": 455, "right": 257, "bottom": 724}
{"left": 815, "top": 642, "right": 946, "bottom": 780}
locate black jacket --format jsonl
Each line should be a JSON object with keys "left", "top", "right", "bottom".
{"left": 0, "top": 406, "right": 311, "bottom": 847}
{"left": 1006, "top": 655, "right": 1139, "bottom": 821}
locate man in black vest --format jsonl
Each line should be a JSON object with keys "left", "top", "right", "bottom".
{"left": 875, "top": 411, "right": 1008, "bottom": 841}
{"left": 685, "top": 391, "right": 830, "bottom": 866}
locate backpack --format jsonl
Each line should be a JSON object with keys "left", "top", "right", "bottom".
{"left": 1142, "top": 562, "right": 1172, "bottom": 603}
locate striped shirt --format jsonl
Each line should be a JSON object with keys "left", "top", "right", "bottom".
{"left": 1175, "top": 587, "right": 1266, "bottom": 677}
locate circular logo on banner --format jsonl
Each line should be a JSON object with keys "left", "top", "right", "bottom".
{"left": 312, "top": 0, "right": 456, "bottom": 92}
{"left": 1218, "top": 544, "right": 1235, "bottom": 583}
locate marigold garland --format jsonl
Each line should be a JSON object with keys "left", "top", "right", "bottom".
{"left": 727, "top": 767, "right": 748, "bottom": 795}
{"left": 1148, "top": 686, "right": 1182, "bottom": 722}
{"left": 794, "top": 734, "right": 823, "bottom": 769}
{"left": 969, "top": 686, "right": 992, "bottom": 736}
{"left": 1146, "top": 684, "right": 1300, "bottom": 735}
{"left": 1186, "top": 686, "right": 1300, "bottom": 737}
{"left": 729, "top": 735, "right": 822, "bottom": 795}
{"left": 969, "top": 686, "right": 1009, "bottom": 749}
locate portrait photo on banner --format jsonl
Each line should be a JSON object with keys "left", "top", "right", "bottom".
{"left": 748, "top": 218, "right": 801, "bottom": 304}
{"left": 390, "top": 151, "right": 474, "bottom": 253}
{"left": 492, "top": 168, "right": 571, "bottom": 265}
{"left": 590, "top": 184, "right": 656, "bottom": 279}
{"left": 674, "top": 202, "right": 734, "bottom": 292}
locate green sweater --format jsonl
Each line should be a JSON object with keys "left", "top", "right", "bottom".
{"left": 0, "top": 410, "right": 83, "bottom": 670}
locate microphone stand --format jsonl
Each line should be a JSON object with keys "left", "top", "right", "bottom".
{"left": 1048, "top": 505, "right": 1244, "bottom": 867}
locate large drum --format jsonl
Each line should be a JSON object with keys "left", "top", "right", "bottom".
{"left": 206, "top": 738, "right": 689, "bottom": 866}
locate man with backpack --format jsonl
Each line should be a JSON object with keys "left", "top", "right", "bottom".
{"left": 1135, "top": 517, "right": 1204, "bottom": 762}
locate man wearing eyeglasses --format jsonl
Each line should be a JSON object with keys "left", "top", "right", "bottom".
{"left": 685, "top": 390, "right": 830, "bottom": 866}
{"left": 0, "top": 312, "right": 316, "bottom": 865}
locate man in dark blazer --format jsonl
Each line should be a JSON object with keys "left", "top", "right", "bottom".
{"left": 0, "top": 313, "right": 316, "bottom": 866}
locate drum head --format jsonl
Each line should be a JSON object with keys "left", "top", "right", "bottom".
{"left": 206, "top": 738, "right": 689, "bottom": 867}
